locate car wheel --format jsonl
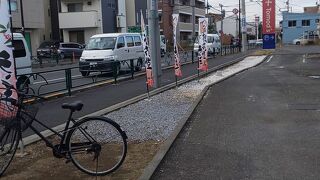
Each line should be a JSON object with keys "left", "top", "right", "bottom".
{"left": 59, "top": 53, "right": 65, "bottom": 59}
{"left": 80, "top": 71, "right": 90, "bottom": 77}
{"left": 296, "top": 42, "right": 300, "bottom": 45}
{"left": 135, "top": 59, "right": 143, "bottom": 71}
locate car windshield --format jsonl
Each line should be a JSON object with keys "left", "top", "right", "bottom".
{"left": 86, "top": 37, "right": 117, "bottom": 50}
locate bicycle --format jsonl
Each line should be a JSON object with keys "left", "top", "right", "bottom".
{"left": 0, "top": 82, "right": 128, "bottom": 177}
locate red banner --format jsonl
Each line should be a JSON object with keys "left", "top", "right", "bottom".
{"left": 263, "top": 0, "right": 275, "bottom": 34}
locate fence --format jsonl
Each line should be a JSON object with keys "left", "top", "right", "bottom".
{"left": 19, "top": 44, "right": 261, "bottom": 97}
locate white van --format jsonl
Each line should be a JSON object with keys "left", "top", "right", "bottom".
{"left": 79, "top": 33, "right": 144, "bottom": 76}
{"left": 160, "top": 35, "right": 166, "bottom": 57}
{"left": 194, "top": 34, "right": 221, "bottom": 54}
{"left": 12, "top": 33, "right": 32, "bottom": 90}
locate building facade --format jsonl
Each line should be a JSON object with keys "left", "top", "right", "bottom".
{"left": 59, "top": 0, "right": 127, "bottom": 44}
{"left": 216, "top": 15, "right": 239, "bottom": 37}
{"left": 282, "top": 12, "right": 320, "bottom": 44}
{"left": 11, "top": 0, "right": 52, "bottom": 55}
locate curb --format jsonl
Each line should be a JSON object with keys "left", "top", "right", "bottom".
{"left": 138, "top": 55, "right": 270, "bottom": 180}
{"left": 20, "top": 54, "right": 250, "bottom": 147}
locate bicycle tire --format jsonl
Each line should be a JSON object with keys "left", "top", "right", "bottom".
{"left": 66, "top": 116, "right": 127, "bottom": 176}
{"left": 0, "top": 125, "right": 20, "bottom": 177}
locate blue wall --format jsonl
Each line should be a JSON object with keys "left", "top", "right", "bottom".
{"left": 282, "top": 12, "right": 320, "bottom": 44}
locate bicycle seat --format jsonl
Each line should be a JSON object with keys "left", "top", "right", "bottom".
{"left": 62, "top": 101, "right": 83, "bottom": 111}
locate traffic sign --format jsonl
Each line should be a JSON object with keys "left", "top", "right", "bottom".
{"left": 263, "top": 33, "right": 276, "bottom": 49}
{"left": 232, "top": 8, "right": 239, "bottom": 14}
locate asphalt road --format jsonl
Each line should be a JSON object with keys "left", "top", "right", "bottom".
{"left": 23, "top": 49, "right": 252, "bottom": 137}
{"left": 152, "top": 46, "right": 320, "bottom": 179}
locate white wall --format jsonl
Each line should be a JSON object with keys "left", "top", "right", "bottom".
{"left": 216, "top": 15, "right": 239, "bottom": 37}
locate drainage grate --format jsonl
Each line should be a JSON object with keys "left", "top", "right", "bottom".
{"left": 288, "top": 104, "right": 320, "bottom": 110}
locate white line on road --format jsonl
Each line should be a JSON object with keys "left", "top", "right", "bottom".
{"left": 266, "top": 55, "right": 273, "bottom": 63}
{"left": 33, "top": 74, "right": 83, "bottom": 85}
{"left": 303, "top": 54, "right": 306, "bottom": 63}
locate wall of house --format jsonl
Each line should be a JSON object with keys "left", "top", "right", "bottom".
{"left": 282, "top": 12, "right": 319, "bottom": 44}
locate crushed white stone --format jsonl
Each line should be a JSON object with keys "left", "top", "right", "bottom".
{"left": 106, "top": 56, "right": 266, "bottom": 142}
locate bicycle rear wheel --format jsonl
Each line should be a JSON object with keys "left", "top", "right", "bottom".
{"left": 66, "top": 117, "right": 127, "bottom": 176}
{"left": 0, "top": 125, "right": 20, "bottom": 176}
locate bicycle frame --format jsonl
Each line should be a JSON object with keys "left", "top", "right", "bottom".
{"left": 19, "top": 109, "right": 77, "bottom": 156}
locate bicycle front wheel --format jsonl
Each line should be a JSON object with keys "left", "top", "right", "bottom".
{"left": 0, "top": 125, "right": 20, "bottom": 176}
{"left": 66, "top": 117, "right": 127, "bottom": 176}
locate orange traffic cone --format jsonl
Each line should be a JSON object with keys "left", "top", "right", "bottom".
{"left": 72, "top": 52, "right": 75, "bottom": 63}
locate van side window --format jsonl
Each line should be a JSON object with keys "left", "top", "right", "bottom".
{"left": 134, "top": 36, "right": 142, "bottom": 46}
{"left": 117, "top": 37, "right": 125, "bottom": 48}
{"left": 13, "top": 40, "right": 26, "bottom": 58}
{"left": 126, "top": 36, "right": 134, "bottom": 47}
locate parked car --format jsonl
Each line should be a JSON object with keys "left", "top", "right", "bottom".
{"left": 194, "top": 34, "right": 221, "bottom": 55}
{"left": 79, "top": 33, "right": 144, "bottom": 76}
{"left": 256, "top": 39, "right": 263, "bottom": 45}
{"left": 12, "top": 33, "right": 33, "bottom": 90}
{"left": 37, "top": 42, "right": 84, "bottom": 59}
{"left": 36, "top": 41, "right": 59, "bottom": 58}
{"left": 293, "top": 36, "right": 308, "bottom": 45}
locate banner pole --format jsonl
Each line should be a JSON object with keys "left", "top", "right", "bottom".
{"left": 175, "top": 75, "right": 178, "bottom": 87}
{"left": 8, "top": 0, "right": 17, "bottom": 80}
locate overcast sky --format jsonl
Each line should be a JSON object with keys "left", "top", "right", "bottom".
{"left": 208, "top": 0, "right": 319, "bottom": 24}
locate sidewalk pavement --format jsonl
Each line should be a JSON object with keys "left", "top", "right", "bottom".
{"left": 152, "top": 50, "right": 320, "bottom": 179}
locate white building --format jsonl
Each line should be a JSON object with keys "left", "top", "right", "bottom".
{"left": 59, "top": 0, "right": 127, "bottom": 44}
{"left": 216, "top": 15, "right": 239, "bottom": 37}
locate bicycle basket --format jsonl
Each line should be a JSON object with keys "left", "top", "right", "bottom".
{"left": 20, "top": 98, "right": 42, "bottom": 131}
{"left": 0, "top": 100, "right": 18, "bottom": 126}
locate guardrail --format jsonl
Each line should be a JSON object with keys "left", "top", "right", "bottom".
{"left": 20, "top": 44, "right": 260, "bottom": 97}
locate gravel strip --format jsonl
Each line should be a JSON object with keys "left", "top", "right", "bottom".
{"left": 106, "top": 56, "right": 266, "bottom": 142}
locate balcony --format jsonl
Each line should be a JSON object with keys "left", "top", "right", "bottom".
{"left": 59, "top": 11, "right": 98, "bottom": 29}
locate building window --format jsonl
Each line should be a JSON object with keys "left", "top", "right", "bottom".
{"left": 180, "top": 0, "right": 190, "bottom": 6}
{"left": 316, "top": 19, "right": 320, "bottom": 24}
{"left": 288, "top": 20, "right": 296, "bottom": 27}
{"left": 10, "top": 0, "right": 17, "bottom": 12}
{"left": 180, "top": 14, "right": 191, "bottom": 23}
{"left": 67, "top": 3, "right": 83, "bottom": 12}
{"left": 302, "top": 20, "right": 310, "bottom": 26}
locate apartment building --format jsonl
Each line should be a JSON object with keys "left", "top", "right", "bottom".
{"left": 59, "top": 0, "right": 127, "bottom": 44}
{"left": 11, "top": 0, "right": 52, "bottom": 55}
{"left": 175, "top": 0, "right": 205, "bottom": 42}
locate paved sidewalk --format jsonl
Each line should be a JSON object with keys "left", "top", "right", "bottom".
{"left": 152, "top": 48, "right": 320, "bottom": 179}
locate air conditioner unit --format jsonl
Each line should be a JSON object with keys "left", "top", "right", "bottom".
{"left": 117, "top": 15, "right": 126, "bottom": 28}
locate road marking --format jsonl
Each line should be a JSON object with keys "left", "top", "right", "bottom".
{"left": 33, "top": 74, "right": 83, "bottom": 85}
{"left": 303, "top": 54, "right": 306, "bottom": 63}
{"left": 266, "top": 55, "right": 273, "bottom": 63}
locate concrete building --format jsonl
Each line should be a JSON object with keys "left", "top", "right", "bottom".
{"left": 282, "top": 12, "right": 320, "bottom": 44}
{"left": 59, "top": 0, "right": 127, "bottom": 44}
{"left": 11, "top": 0, "right": 52, "bottom": 55}
{"left": 216, "top": 15, "right": 239, "bottom": 37}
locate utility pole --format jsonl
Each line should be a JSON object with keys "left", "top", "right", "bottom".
{"left": 148, "top": 0, "right": 162, "bottom": 88}
{"left": 192, "top": 0, "right": 195, "bottom": 62}
{"left": 219, "top": 4, "right": 223, "bottom": 35}
{"left": 238, "top": 0, "right": 241, "bottom": 49}
{"left": 241, "top": 0, "right": 247, "bottom": 52}
{"left": 19, "top": 0, "right": 25, "bottom": 36}
{"left": 286, "top": 0, "right": 290, "bottom": 12}
{"left": 192, "top": 0, "right": 195, "bottom": 40}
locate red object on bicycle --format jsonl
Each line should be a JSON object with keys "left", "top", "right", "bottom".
{"left": 0, "top": 101, "right": 17, "bottom": 122}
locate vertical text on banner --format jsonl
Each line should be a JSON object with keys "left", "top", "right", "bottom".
{"left": 141, "top": 11, "right": 154, "bottom": 88}
{"left": 262, "top": 0, "right": 275, "bottom": 34}
{"left": 198, "top": 18, "right": 209, "bottom": 72}
{"left": 172, "top": 14, "right": 182, "bottom": 77}
{"left": 0, "top": 0, "right": 18, "bottom": 116}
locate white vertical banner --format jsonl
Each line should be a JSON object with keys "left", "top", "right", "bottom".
{"left": 141, "top": 11, "right": 154, "bottom": 88}
{"left": 198, "top": 18, "right": 208, "bottom": 72}
{"left": 172, "top": 14, "right": 182, "bottom": 77}
{"left": 0, "top": 0, "right": 17, "bottom": 117}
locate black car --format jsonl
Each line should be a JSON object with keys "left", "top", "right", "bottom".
{"left": 37, "top": 42, "right": 84, "bottom": 59}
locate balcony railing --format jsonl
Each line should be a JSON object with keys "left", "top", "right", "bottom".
{"left": 59, "top": 11, "right": 98, "bottom": 29}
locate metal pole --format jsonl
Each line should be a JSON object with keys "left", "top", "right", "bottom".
{"left": 148, "top": 0, "right": 161, "bottom": 88}
{"left": 219, "top": 4, "right": 223, "bottom": 35}
{"left": 19, "top": 0, "right": 25, "bottom": 36}
{"left": 192, "top": 0, "right": 195, "bottom": 63}
{"left": 238, "top": 0, "right": 241, "bottom": 49}
{"left": 241, "top": 0, "right": 247, "bottom": 52}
